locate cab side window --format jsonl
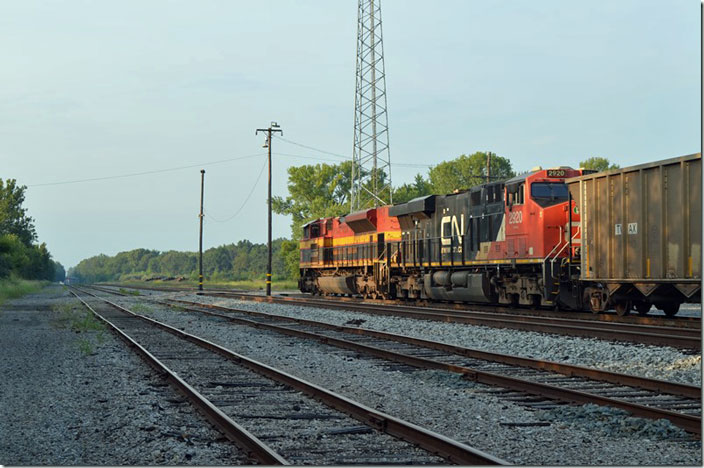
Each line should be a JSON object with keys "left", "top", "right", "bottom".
{"left": 508, "top": 183, "right": 524, "bottom": 206}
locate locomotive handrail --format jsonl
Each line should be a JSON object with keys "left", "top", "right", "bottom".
{"left": 545, "top": 226, "right": 564, "bottom": 262}
{"left": 551, "top": 225, "right": 581, "bottom": 264}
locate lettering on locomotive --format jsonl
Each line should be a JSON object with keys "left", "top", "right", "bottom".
{"left": 508, "top": 211, "right": 522, "bottom": 224}
{"left": 440, "top": 214, "right": 465, "bottom": 246}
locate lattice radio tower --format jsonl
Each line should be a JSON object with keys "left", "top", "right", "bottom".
{"left": 351, "top": 0, "right": 392, "bottom": 211}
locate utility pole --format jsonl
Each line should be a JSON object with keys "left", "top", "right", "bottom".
{"left": 256, "top": 122, "right": 282, "bottom": 296}
{"left": 198, "top": 169, "right": 205, "bottom": 291}
{"left": 486, "top": 151, "right": 492, "bottom": 184}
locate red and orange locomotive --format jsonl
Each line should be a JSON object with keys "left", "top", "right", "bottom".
{"left": 300, "top": 166, "right": 588, "bottom": 309}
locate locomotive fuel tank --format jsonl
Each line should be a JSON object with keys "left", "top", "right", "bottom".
{"left": 424, "top": 271, "right": 496, "bottom": 303}
{"left": 316, "top": 276, "right": 358, "bottom": 295}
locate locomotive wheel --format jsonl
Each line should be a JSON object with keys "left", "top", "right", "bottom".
{"left": 509, "top": 294, "right": 519, "bottom": 308}
{"left": 529, "top": 294, "right": 541, "bottom": 309}
{"left": 633, "top": 301, "right": 651, "bottom": 316}
{"left": 614, "top": 302, "right": 631, "bottom": 317}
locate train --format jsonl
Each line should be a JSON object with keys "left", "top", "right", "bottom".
{"left": 298, "top": 154, "right": 701, "bottom": 316}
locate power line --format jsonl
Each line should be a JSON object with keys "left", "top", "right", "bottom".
{"left": 28, "top": 153, "right": 265, "bottom": 187}
{"left": 205, "top": 156, "right": 268, "bottom": 223}
{"left": 273, "top": 142, "right": 432, "bottom": 169}
{"left": 275, "top": 135, "right": 349, "bottom": 160}
{"left": 273, "top": 151, "right": 345, "bottom": 164}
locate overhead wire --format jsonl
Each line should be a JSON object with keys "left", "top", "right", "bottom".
{"left": 205, "top": 155, "right": 268, "bottom": 223}
{"left": 28, "top": 152, "right": 265, "bottom": 187}
{"left": 28, "top": 135, "right": 434, "bottom": 189}
{"left": 275, "top": 135, "right": 349, "bottom": 160}
{"left": 272, "top": 135, "right": 433, "bottom": 169}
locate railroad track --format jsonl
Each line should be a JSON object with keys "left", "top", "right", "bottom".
{"left": 98, "top": 284, "right": 701, "bottom": 350}
{"left": 202, "top": 292, "right": 702, "bottom": 351}
{"left": 69, "top": 286, "right": 505, "bottom": 465}
{"left": 100, "top": 283, "right": 701, "bottom": 327}
{"left": 86, "top": 285, "right": 702, "bottom": 436}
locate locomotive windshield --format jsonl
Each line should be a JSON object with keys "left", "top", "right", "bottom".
{"left": 531, "top": 182, "right": 569, "bottom": 207}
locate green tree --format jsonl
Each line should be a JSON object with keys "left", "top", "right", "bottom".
{"left": 393, "top": 174, "right": 433, "bottom": 204}
{"left": 579, "top": 157, "right": 620, "bottom": 172}
{"left": 0, "top": 179, "right": 37, "bottom": 245}
{"left": 53, "top": 261, "right": 66, "bottom": 282}
{"left": 272, "top": 161, "right": 359, "bottom": 281}
{"left": 272, "top": 161, "right": 353, "bottom": 240}
{"left": 428, "top": 152, "right": 515, "bottom": 194}
{"left": 278, "top": 239, "right": 300, "bottom": 280}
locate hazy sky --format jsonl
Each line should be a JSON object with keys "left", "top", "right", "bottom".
{"left": 1, "top": 0, "right": 700, "bottom": 269}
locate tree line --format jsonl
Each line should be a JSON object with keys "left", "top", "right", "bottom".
{"left": 68, "top": 239, "right": 288, "bottom": 283}
{"left": 0, "top": 179, "right": 65, "bottom": 281}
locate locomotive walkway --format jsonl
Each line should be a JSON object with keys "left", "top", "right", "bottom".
{"left": 87, "top": 285, "right": 702, "bottom": 436}
{"left": 70, "top": 286, "right": 505, "bottom": 465}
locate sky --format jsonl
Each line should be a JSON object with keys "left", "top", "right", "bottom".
{"left": 0, "top": 0, "right": 700, "bottom": 269}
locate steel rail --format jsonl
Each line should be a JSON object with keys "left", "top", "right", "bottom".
{"left": 72, "top": 287, "right": 506, "bottom": 465}
{"left": 94, "top": 284, "right": 701, "bottom": 348}
{"left": 169, "top": 299, "right": 702, "bottom": 435}
{"left": 84, "top": 285, "right": 701, "bottom": 436}
{"left": 163, "top": 298, "right": 700, "bottom": 400}
{"left": 86, "top": 285, "right": 701, "bottom": 397}
{"left": 208, "top": 292, "right": 701, "bottom": 350}
{"left": 68, "top": 289, "right": 289, "bottom": 465}
{"left": 99, "top": 282, "right": 702, "bottom": 329}
{"left": 244, "top": 294, "right": 702, "bottom": 338}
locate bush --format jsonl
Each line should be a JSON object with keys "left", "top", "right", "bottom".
{"left": 0, "top": 277, "right": 48, "bottom": 304}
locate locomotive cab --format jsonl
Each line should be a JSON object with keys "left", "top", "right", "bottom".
{"left": 504, "top": 167, "right": 583, "bottom": 262}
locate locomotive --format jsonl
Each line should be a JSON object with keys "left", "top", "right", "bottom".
{"left": 299, "top": 157, "right": 702, "bottom": 316}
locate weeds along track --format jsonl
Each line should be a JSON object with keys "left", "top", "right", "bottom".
{"left": 85, "top": 285, "right": 702, "bottom": 436}
{"left": 69, "top": 286, "right": 505, "bottom": 465}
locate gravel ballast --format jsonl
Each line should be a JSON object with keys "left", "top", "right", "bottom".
{"left": 118, "top": 291, "right": 702, "bottom": 466}
{"left": 0, "top": 287, "right": 250, "bottom": 466}
{"left": 181, "top": 293, "right": 703, "bottom": 386}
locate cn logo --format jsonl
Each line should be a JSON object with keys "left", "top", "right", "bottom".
{"left": 441, "top": 214, "right": 465, "bottom": 245}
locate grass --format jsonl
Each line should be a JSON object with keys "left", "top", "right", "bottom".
{"left": 131, "top": 303, "right": 152, "bottom": 314}
{"left": 0, "top": 278, "right": 49, "bottom": 306}
{"left": 118, "top": 288, "right": 141, "bottom": 296}
{"left": 51, "top": 302, "right": 106, "bottom": 355}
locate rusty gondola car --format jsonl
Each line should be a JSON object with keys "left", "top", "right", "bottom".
{"left": 566, "top": 153, "right": 702, "bottom": 316}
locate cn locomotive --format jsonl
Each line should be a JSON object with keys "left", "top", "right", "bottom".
{"left": 299, "top": 155, "right": 702, "bottom": 316}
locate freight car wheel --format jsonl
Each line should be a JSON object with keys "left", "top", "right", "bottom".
{"left": 656, "top": 302, "right": 680, "bottom": 317}
{"left": 614, "top": 301, "right": 631, "bottom": 317}
{"left": 634, "top": 301, "right": 651, "bottom": 316}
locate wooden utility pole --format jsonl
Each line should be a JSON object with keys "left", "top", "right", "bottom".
{"left": 256, "top": 122, "right": 283, "bottom": 296}
{"left": 198, "top": 169, "right": 205, "bottom": 291}
{"left": 486, "top": 151, "right": 492, "bottom": 184}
